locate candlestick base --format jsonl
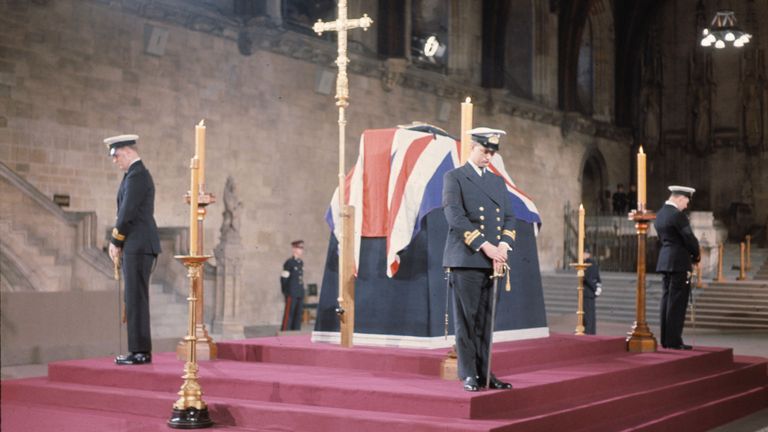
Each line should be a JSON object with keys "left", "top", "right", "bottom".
{"left": 168, "top": 407, "right": 213, "bottom": 429}
{"left": 626, "top": 322, "right": 658, "bottom": 353}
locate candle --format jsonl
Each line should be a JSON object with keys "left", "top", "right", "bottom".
{"left": 195, "top": 119, "right": 206, "bottom": 189}
{"left": 637, "top": 146, "right": 646, "bottom": 211}
{"left": 460, "top": 97, "right": 473, "bottom": 164}
{"left": 189, "top": 157, "right": 200, "bottom": 256}
{"left": 578, "top": 204, "right": 585, "bottom": 264}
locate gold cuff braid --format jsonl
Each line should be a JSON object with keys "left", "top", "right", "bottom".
{"left": 463, "top": 229, "right": 481, "bottom": 246}
{"left": 112, "top": 227, "right": 125, "bottom": 241}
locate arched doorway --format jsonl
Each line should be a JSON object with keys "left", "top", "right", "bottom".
{"left": 580, "top": 149, "right": 608, "bottom": 215}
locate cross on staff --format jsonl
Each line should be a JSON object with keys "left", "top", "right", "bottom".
{"left": 313, "top": 1, "right": 372, "bottom": 348}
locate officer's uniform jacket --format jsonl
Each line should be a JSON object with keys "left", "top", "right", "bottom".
{"left": 655, "top": 203, "right": 700, "bottom": 273}
{"left": 442, "top": 163, "right": 516, "bottom": 268}
{"left": 584, "top": 257, "right": 601, "bottom": 299}
{"left": 281, "top": 257, "right": 304, "bottom": 298}
{"left": 110, "top": 160, "right": 161, "bottom": 255}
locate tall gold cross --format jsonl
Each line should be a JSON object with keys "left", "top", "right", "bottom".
{"left": 313, "top": 1, "right": 372, "bottom": 348}
{"left": 313, "top": 2, "right": 373, "bottom": 108}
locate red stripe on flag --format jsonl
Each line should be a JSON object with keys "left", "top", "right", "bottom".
{"left": 361, "top": 129, "right": 397, "bottom": 236}
{"left": 487, "top": 164, "right": 534, "bottom": 200}
{"left": 386, "top": 135, "right": 433, "bottom": 250}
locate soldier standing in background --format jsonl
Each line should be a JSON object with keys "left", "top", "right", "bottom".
{"left": 281, "top": 240, "right": 305, "bottom": 331}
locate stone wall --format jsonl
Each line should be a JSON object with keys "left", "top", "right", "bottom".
{"left": 0, "top": 0, "right": 630, "bottom": 325}
{"left": 652, "top": 0, "right": 768, "bottom": 233}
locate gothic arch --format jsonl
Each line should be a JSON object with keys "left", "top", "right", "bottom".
{"left": 579, "top": 147, "right": 610, "bottom": 215}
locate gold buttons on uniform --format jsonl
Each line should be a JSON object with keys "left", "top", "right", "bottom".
{"left": 496, "top": 217, "right": 501, "bottom": 221}
{"left": 480, "top": 225, "right": 485, "bottom": 229}
{"left": 479, "top": 207, "right": 485, "bottom": 211}
{"left": 496, "top": 235, "right": 501, "bottom": 240}
{"left": 496, "top": 208, "right": 500, "bottom": 213}
{"left": 480, "top": 216, "right": 485, "bottom": 220}
{"left": 497, "top": 226, "right": 501, "bottom": 231}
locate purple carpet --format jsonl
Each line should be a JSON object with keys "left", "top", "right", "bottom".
{"left": 3, "top": 334, "right": 767, "bottom": 431}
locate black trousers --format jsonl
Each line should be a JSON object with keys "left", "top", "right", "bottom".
{"left": 450, "top": 268, "right": 497, "bottom": 381}
{"left": 282, "top": 296, "right": 304, "bottom": 331}
{"left": 660, "top": 271, "right": 690, "bottom": 348}
{"left": 122, "top": 253, "right": 155, "bottom": 353}
{"left": 583, "top": 296, "right": 596, "bottom": 335}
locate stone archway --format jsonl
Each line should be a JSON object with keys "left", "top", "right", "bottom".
{"left": 580, "top": 148, "right": 609, "bottom": 215}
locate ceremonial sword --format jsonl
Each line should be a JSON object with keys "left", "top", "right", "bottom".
{"left": 486, "top": 263, "right": 511, "bottom": 389}
{"left": 114, "top": 256, "right": 125, "bottom": 355}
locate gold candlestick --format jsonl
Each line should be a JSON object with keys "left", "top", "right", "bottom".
{"left": 168, "top": 255, "right": 213, "bottom": 429}
{"left": 570, "top": 262, "right": 591, "bottom": 335}
{"left": 746, "top": 235, "right": 752, "bottom": 271}
{"left": 715, "top": 243, "right": 724, "bottom": 282}
{"left": 178, "top": 123, "right": 217, "bottom": 362}
{"left": 626, "top": 209, "right": 657, "bottom": 352}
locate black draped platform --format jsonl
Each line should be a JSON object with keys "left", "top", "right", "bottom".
{"left": 312, "top": 210, "right": 548, "bottom": 347}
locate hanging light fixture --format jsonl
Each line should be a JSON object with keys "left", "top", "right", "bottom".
{"left": 700, "top": 10, "right": 752, "bottom": 49}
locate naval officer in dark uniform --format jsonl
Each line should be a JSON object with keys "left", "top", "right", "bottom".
{"left": 443, "top": 127, "right": 515, "bottom": 392}
{"left": 280, "top": 240, "right": 305, "bottom": 331}
{"left": 583, "top": 247, "right": 602, "bottom": 335}
{"left": 105, "top": 134, "right": 161, "bottom": 365}
{"left": 655, "top": 185, "right": 700, "bottom": 350}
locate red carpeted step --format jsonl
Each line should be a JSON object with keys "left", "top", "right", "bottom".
{"left": 2, "top": 378, "right": 499, "bottom": 431}
{"left": 5, "top": 336, "right": 767, "bottom": 431}
{"left": 499, "top": 357, "right": 768, "bottom": 431}
{"left": 5, "top": 356, "right": 766, "bottom": 432}
{"left": 216, "top": 333, "right": 626, "bottom": 377}
{"left": 42, "top": 343, "right": 743, "bottom": 421}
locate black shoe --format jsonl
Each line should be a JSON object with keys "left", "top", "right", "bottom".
{"left": 488, "top": 375, "right": 513, "bottom": 390}
{"left": 463, "top": 376, "right": 480, "bottom": 392}
{"left": 115, "top": 352, "right": 152, "bottom": 365}
{"left": 668, "top": 344, "right": 693, "bottom": 350}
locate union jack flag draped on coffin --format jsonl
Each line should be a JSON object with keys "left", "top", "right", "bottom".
{"left": 325, "top": 126, "right": 542, "bottom": 277}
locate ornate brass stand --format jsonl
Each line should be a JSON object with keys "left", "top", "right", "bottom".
{"left": 168, "top": 255, "right": 213, "bottom": 429}
{"left": 177, "top": 192, "right": 217, "bottom": 361}
{"left": 626, "top": 209, "right": 658, "bottom": 352}
{"left": 570, "top": 262, "right": 591, "bottom": 335}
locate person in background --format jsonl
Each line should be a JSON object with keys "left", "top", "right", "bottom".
{"left": 612, "top": 183, "right": 628, "bottom": 215}
{"left": 583, "top": 247, "right": 602, "bottom": 335}
{"left": 281, "top": 240, "right": 305, "bottom": 331}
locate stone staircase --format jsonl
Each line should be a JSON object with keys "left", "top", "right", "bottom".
{"left": 542, "top": 271, "right": 663, "bottom": 327}
{"left": 0, "top": 218, "right": 72, "bottom": 292}
{"left": 691, "top": 280, "right": 768, "bottom": 329}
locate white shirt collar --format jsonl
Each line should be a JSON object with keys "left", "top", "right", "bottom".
{"left": 129, "top": 158, "right": 142, "bottom": 167}
{"left": 467, "top": 159, "right": 484, "bottom": 177}
{"left": 664, "top": 199, "right": 679, "bottom": 209}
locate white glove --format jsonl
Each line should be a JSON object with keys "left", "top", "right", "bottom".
{"left": 595, "top": 283, "right": 602, "bottom": 297}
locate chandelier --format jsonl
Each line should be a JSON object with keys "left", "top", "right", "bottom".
{"left": 700, "top": 10, "right": 751, "bottom": 48}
